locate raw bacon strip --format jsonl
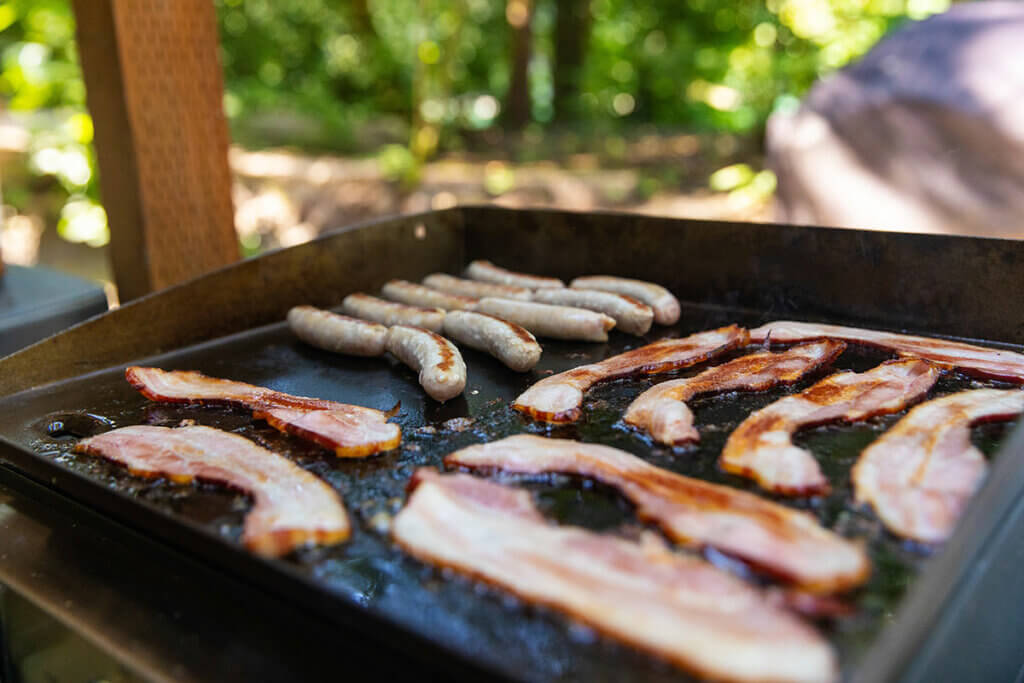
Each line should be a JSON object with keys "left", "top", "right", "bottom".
{"left": 445, "top": 435, "right": 869, "bottom": 593}
{"left": 624, "top": 340, "right": 846, "bottom": 446}
{"left": 513, "top": 325, "right": 747, "bottom": 423}
{"left": 853, "top": 389, "right": 1024, "bottom": 543}
{"left": 721, "top": 359, "right": 940, "bottom": 496}
{"left": 126, "top": 367, "right": 400, "bottom": 458}
{"left": 75, "top": 425, "right": 350, "bottom": 556}
{"left": 750, "top": 320, "right": 1024, "bottom": 383}
{"left": 393, "top": 469, "right": 837, "bottom": 683}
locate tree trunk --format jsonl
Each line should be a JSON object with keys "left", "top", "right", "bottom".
{"left": 553, "top": 0, "right": 591, "bottom": 122}
{"left": 504, "top": 0, "right": 533, "bottom": 131}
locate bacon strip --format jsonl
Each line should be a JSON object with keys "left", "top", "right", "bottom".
{"left": 624, "top": 341, "right": 846, "bottom": 446}
{"left": 126, "top": 367, "right": 400, "bottom": 457}
{"left": 513, "top": 325, "right": 748, "bottom": 423}
{"left": 750, "top": 320, "right": 1024, "bottom": 383}
{"left": 393, "top": 469, "right": 837, "bottom": 683}
{"left": 75, "top": 425, "right": 350, "bottom": 556}
{"left": 445, "top": 434, "right": 868, "bottom": 593}
{"left": 853, "top": 389, "right": 1024, "bottom": 543}
{"left": 721, "top": 359, "right": 940, "bottom": 496}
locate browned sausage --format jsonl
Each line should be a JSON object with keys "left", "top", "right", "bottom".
{"left": 443, "top": 310, "right": 542, "bottom": 371}
{"left": 342, "top": 293, "right": 445, "bottom": 332}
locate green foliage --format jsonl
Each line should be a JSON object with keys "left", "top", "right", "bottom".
{"left": 0, "top": 0, "right": 107, "bottom": 246}
{"left": 0, "top": 0, "right": 954, "bottom": 248}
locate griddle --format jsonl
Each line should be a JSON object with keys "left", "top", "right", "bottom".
{"left": 0, "top": 206, "right": 1022, "bottom": 682}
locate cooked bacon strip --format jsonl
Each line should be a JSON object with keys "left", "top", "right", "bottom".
{"left": 445, "top": 435, "right": 868, "bottom": 593}
{"left": 75, "top": 425, "right": 349, "bottom": 556}
{"left": 853, "top": 389, "right": 1024, "bottom": 543}
{"left": 750, "top": 320, "right": 1024, "bottom": 383}
{"left": 721, "top": 359, "right": 940, "bottom": 496}
{"left": 394, "top": 469, "right": 837, "bottom": 683}
{"left": 126, "top": 367, "right": 400, "bottom": 457}
{"left": 513, "top": 325, "right": 747, "bottom": 423}
{"left": 624, "top": 341, "right": 846, "bottom": 445}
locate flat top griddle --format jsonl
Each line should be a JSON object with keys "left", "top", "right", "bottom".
{"left": 0, "top": 299, "right": 1019, "bottom": 682}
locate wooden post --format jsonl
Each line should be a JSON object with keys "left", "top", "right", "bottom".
{"left": 72, "top": 0, "right": 239, "bottom": 301}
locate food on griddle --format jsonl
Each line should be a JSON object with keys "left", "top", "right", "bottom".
{"left": 514, "top": 325, "right": 747, "bottom": 423}
{"left": 341, "top": 293, "right": 445, "bottom": 333}
{"left": 392, "top": 469, "right": 837, "bottom": 683}
{"left": 126, "top": 366, "right": 401, "bottom": 457}
{"left": 750, "top": 320, "right": 1024, "bottom": 383}
{"left": 422, "top": 272, "right": 532, "bottom": 301}
{"left": 385, "top": 325, "right": 467, "bottom": 401}
{"left": 442, "top": 310, "right": 542, "bottom": 372}
{"left": 465, "top": 259, "right": 565, "bottom": 289}
{"left": 570, "top": 275, "right": 681, "bottom": 326}
{"left": 531, "top": 288, "right": 654, "bottom": 336}
{"left": 445, "top": 434, "right": 869, "bottom": 593}
{"left": 853, "top": 389, "right": 1024, "bottom": 543}
{"left": 721, "top": 359, "right": 939, "bottom": 496}
{"left": 287, "top": 306, "right": 389, "bottom": 357}
{"left": 624, "top": 340, "right": 846, "bottom": 446}
{"left": 476, "top": 297, "right": 616, "bottom": 342}
{"left": 75, "top": 425, "right": 350, "bottom": 556}
{"left": 381, "top": 279, "right": 478, "bottom": 311}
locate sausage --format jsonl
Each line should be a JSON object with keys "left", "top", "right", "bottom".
{"left": 570, "top": 276, "right": 681, "bottom": 326}
{"left": 385, "top": 325, "right": 467, "bottom": 401}
{"left": 341, "top": 293, "right": 445, "bottom": 333}
{"left": 476, "top": 298, "right": 615, "bottom": 342}
{"left": 422, "top": 273, "right": 532, "bottom": 301}
{"left": 531, "top": 289, "right": 654, "bottom": 336}
{"left": 443, "top": 311, "right": 542, "bottom": 372}
{"left": 381, "top": 279, "right": 477, "bottom": 311}
{"left": 465, "top": 260, "right": 565, "bottom": 289}
{"left": 287, "top": 306, "right": 388, "bottom": 357}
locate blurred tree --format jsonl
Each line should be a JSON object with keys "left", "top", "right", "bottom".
{"left": 0, "top": 0, "right": 956, "bottom": 249}
{"left": 553, "top": 0, "right": 591, "bottom": 122}
{"left": 504, "top": 0, "right": 533, "bottom": 131}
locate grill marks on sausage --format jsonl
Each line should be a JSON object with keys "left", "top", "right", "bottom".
{"left": 125, "top": 367, "right": 401, "bottom": 457}
{"left": 624, "top": 341, "right": 846, "bottom": 445}
{"left": 750, "top": 320, "right": 1024, "bottom": 383}
{"left": 720, "top": 359, "right": 940, "bottom": 496}
{"left": 74, "top": 425, "right": 350, "bottom": 556}
{"left": 513, "top": 325, "right": 748, "bottom": 423}
{"left": 393, "top": 469, "right": 838, "bottom": 683}
{"left": 853, "top": 389, "right": 1024, "bottom": 543}
{"left": 445, "top": 435, "right": 869, "bottom": 594}
{"left": 384, "top": 325, "right": 467, "bottom": 401}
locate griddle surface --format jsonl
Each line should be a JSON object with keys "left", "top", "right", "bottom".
{"left": 0, "top": 302, "right": 1019, "bottom": 682}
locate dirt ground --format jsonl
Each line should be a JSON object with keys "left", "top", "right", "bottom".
{"left": 8, "top": 139, "right": 772, "bottom": 298}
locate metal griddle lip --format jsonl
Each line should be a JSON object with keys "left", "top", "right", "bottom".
{"left": 0, "top": 433, "right": 517, "bottom": 683}
{"left": 1, "top": 206, "right": 1024, "bottom": 681}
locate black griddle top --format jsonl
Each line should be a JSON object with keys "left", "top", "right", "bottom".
{"left": 0, "top": 301, "right": 1020, "bottom": 682}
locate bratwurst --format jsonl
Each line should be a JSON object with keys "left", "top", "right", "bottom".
{"left": 287, "top": 306, "right": 388, "bottom": 357}
{"left": 381, "top": 279, "right": 477, "bottom": 311}
{"left": 342, "top": 293, "right": 445, "bottom": 333}
{"left": 466, "top": 260, "right": 565, "bottom": 289}
{"left": 422, "top": 273, "right": 532, "bottom": 301}
{"left": 385, "top": 325, "right": 467, "bottom": 401}
{"left": 443, "top": 310, "right": 542, "bottom": 371}
{"left": 531, "top": 288, "right": 653, "bottom": 336}
{"left": 570, "top": 275, "right": 681, "bottom": 326}
{"left": 476, "top": 297, "right": 615, "bottom": 342}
